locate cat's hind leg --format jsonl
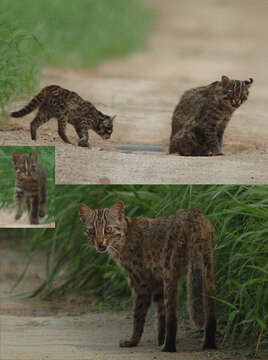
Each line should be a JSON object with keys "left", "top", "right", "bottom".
{"left": 169, "top": 129, "right": 198, "bottom": 156}
{"left": 30, "top": 109, "right": 50, "bottom": 140}
{"left": 153, "top": 287, "right": 166, "bottom": 346}
{"left": 57, "top": 116, "right": 72, "bottom": 144}
{"left": 162, "top": 274, "right": 178, "bottom": 352}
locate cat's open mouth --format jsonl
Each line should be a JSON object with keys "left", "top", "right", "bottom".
{"left": 97, "top": 244, "right": 107, "bottom": 252}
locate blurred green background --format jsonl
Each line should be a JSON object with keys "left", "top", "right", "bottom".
{"left": 2, "top": 184, "right": 267, "bottom": 351}
{"left": 0, "top": 0, "right": 153, "bottom": 112}
{"left": 0, "top": 146, "right": 55, "bottom": 223}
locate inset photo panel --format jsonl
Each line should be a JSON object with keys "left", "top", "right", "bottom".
{"left": 0, "top": 146, "right": 55, "bottom": 227}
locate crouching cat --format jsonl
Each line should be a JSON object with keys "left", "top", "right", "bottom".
{"left": 78, "top": 201, "right": 217, "bottom": 352}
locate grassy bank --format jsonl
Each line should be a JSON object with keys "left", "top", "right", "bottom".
{"left": 0, "top": 0, "right": 152, "bottom": 113}
{"left": 3, "top": 185, "right": 267, "bottom": 352}
{"left": 0, "top": 15, "right": 41, "bottom": 114}
{"left": 0, "top": 0, "right": 153, "bottom": 68}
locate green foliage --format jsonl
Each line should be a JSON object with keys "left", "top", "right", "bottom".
{"left": 0, "top": 14, "right": 41, "bottom": 114}
{"left": 1, "top": 0, "right": 153, "bottom": 68}
{"left": 6, "top": 185, "right": 268, "bottom": 351}
{"left": 0, "top": 146, "right": 55, "bottom": 223}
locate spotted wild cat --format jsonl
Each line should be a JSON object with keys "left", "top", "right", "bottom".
{"left": 11, "top": 85, "right": 116, "bottom": 147}
{"left": 12, "top": 151, "right": 46, "bottom": 224}
{"left": 169, "top": 75, "right": 253, "bottom": 156}
{"left": 78, "top": 202, "right": 216, "bottom": 352}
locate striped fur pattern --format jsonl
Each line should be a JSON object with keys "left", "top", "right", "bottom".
{"left": 10, "top": 85, "right": 116, "bottom": 147}
{"left": 12, "top": 151, "right": 46, "bottom": 224}
{"left": 169, "top": 75, "right": 253, "bottom": 156}
{"left": 78, "top": 202, "right": 216, "bottom": 352}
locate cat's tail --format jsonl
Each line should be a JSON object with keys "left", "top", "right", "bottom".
{"left": 10, "top": 90, "right": 45, "bottom": 118}
{"left": 187, "top": 212, "right": 216, "bottom": 329}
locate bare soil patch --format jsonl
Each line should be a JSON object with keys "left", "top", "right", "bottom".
{"left": 1, "top": 0, "right": 268, "bottom": 184}
{"left": 0, "top": 208, "right": 55, "bottom": 228}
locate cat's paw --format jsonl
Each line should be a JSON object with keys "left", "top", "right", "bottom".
{"left": 161, "top": 343, "right": 177, "bottom": 352}
{"left": 203, "top": 341, "right": 217, "bottom": 350}
{"left": 207, "top": 152, "right": 223, "bottom": 156}
{"left": 30, "top": 218, "right": 39, "bottom": 225}
{"left": 39, "top": 210, "right": 46, "bottom": 218}
{"left": 119, "top": 339, "right": 138, "bottom": 348}
{"left": 78, "top": 141, "right": 91, "bottom": 148}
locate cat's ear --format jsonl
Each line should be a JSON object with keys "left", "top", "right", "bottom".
{"left": 78, "top": 203, "right": 93, "bottom": 223}
{"left": 31, "top": 150, "right": 38, "bottom": 163}
{"left": 245, "top": 78, "right": 253, "bottom": 88}
{"left": 111, "top": 115, "right": 117, "bottom": 121}
{"left": 12, "top": 152, "right": 21, "bottom": 166}
{"left": 110, "top": 201, "right": 124, "bottom": 219}
{"left": 221, "top": 75, "right": 230, "bottom": 87}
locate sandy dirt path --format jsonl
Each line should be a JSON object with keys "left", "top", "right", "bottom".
{"left": 0, "top": 208, "right": 55, "bottom": 228}
{"left": 1, "top": 0, "right": 268, "bottom": 184}
{"left": 1, "top": 242, "right": 254, "bottom": 360}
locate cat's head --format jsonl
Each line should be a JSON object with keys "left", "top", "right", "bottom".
{"left": 78, "top": 201, "right": 126, "bottom": 253}
{"left": 220, "top": 75, "right": 253, "bottom": 109}
{"left": 96, "top": 113, "right": 116, "bottom": 140}
{"left": 12, "top": 151, "right": 39, "bottom": 178}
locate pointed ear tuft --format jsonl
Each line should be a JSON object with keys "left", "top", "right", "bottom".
{"left": 111, "top": 115, "right": 117, "bottom": 121}
{"left": 12, "top": 152, "right": 21, "bottom": 166}
{"left": 110, "top": 201, "right": 124, "bottom": 219}
{"left": 245, "top": 78, "right": 253, "bottom": 88}
{"left": 221, "top": 75, "right": 230, "bottom": 87}
{"left": 78, "top": 203, "right": 92, "bottom": 223}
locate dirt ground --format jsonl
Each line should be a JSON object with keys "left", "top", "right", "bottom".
{"left": 1, "top": 0, "right": 268, "bottom": 184}
{"left": 1, "top": 241, "right": 259, "bottom": 360}
{"left": 0, "top": 208, "right": 55, "bottom": 228}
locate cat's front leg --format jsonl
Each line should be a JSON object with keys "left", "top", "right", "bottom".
{"left": 14, "top": 189, "right": 24, "bottom": 220}
{"left": 120, "top": 289, "right": 151, "bottom": 348}
{"left": 29, "top": 194, "right": 39, "bottom": 224}
{"left": 73, "top": 123, "right": 91, "bottom": 148}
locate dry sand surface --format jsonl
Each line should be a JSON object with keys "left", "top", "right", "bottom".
{"left": 0, "top": 208, "right": 55, "bottom": 228}
{"left": 1, "top": 0, "right": 268, "bottom": 184}
{"left": 1, "top": 242, "right": 256, "bottom": 360}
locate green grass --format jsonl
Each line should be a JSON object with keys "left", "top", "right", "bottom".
{"left": 0, "top": 146, "right": 55, "bottom": 223}
{"left": 0, "top": 0, "right": 153, "bottom": 68}
{"left": 3, "top": 185, "right": 267, "bottom": 353}
{"left": 0, "top": 14, "right": 41, "bottom": 114}
{"left": 0, "top": 1, "right": 152, "bottom": 113}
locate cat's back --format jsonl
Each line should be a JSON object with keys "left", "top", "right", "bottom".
{"left": 174, "top": 82, "right": 218, "bottom": 114}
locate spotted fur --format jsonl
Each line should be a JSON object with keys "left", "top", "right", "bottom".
{"left": 169, "top": 75, "right": 253, "bottom": 156}
{"left": 12, "top": 151, "right": 46, "bottom": 224}
{"left": 78, "top": 202, "right": 217, "bottom": 352}
{"left": 11, "top": 85, "right": 116, "bottom": 147}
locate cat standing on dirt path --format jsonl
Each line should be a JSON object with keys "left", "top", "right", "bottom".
{"left": 10, "top": 85, "right": 116, "bottom": 147}
{"left": 169, "top": 75, "right": 253, "bottom": 156}
{"left": 78, "top": 201, "right": 217, "bottom": 352}
{"left": 12, "top": 151, "right": 46, "bottom": 224}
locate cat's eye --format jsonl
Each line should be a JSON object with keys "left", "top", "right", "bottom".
{"left": 105, "top": 227, "right": 113, "bottom": 234}
{"left": 84, "top": 227, "right": 95, "bottom": 236}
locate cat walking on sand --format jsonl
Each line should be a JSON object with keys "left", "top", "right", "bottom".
{"left": 11, "top": 85, "right": 116, "bottom": 148}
